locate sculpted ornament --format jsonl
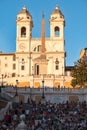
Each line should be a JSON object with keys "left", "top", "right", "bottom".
{"left": 19, "top": 43, "right": 26, "bottom": 51}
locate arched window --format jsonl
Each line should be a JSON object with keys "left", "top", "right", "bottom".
{"left": 21, "top": 27, "right": 26, "bottom": 37}
{"left": 37, "top": 45, "right": 41, "bottom": 52}
{"left": 54, "top": 26, "right": 60, "bottom": 36}
{"left": 33, "top": 45, "right": 41, "bottom": 52}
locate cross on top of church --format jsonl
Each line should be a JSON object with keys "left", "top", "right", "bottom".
{"left": 24, "top": 0, "right": 26, "bottom": 7}
{"left": 56, "top": 0, "right": 58, "bottom": 4}
{"left": 56, "top": 0, "right": 59, "bottom": 8}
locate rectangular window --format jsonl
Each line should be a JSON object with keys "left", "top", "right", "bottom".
{"left": 13, "top": 64, "right": 16, "bottom": 70}
{"left": 21, "top": 65, "right": 25, "bottom": 70}
{"left": 5, "top": 64, "right": 8, "bottom": 67}
{"left": 36, "top": 65, "right": 39, "bottom": 75}
{"left": 13, "top": 55, "right": 16, "bottom": 61}
{"left": 55, "top": 65, "right": 59, "bottom": 70}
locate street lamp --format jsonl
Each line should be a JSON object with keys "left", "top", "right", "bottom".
{"left": 15, "top": 79, "right": 18, "bottom": 96}
{"left": 0, "top": 74, "right": 3, "bottom": 93}
{"left": 42, "top": 76, "right": 45, "bottom": 99}
{"left": 62, "top": 66, "right": 65, "bottom": 88}
{"left": 1, "top": 74, "right": 4, "bottom": 87}
{"left": 53, "top": 75, "right": 55, "bottom": 90}
{"left": 32, "top": 66, "right": 34, "bottom": 88}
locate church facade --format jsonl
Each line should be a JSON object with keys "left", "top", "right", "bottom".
{"left": 0, "top": 5, "right": 73, "bottom": 87}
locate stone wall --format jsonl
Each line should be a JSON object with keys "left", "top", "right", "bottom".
{"left": 2, "top": 87, "right": 87, "bottom": 104}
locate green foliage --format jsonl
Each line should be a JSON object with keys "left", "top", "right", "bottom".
{"left": 84, "top": 85, "right": 87, "bottom": 88}
{"left": 71, "top": 79, "right": 77, "bottom": 88}
{"left": 71, "top": 59, "right": 87, "bottom": 88}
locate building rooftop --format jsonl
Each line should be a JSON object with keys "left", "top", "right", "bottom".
{"left": 51, "top": 5, "right": 64, "bottom": 18}
{"left": 18, "top": 6, "right": 31, "bottom": 17}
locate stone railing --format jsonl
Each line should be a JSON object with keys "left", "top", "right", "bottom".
{"left": 2, "top": 87, "right": 87, "bottom": 95}
{"left": 1, "top": 87, "right": 87, "bottom": 103}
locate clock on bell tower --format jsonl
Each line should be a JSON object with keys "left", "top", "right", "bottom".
{"left": 18, "top": 43, "right": 26, "bottom": 52}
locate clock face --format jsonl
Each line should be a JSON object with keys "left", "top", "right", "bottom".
{"left": 19, "top": 43, "right": 26, "bottom": 51}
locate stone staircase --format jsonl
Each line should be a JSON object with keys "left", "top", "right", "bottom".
{"left": 0, "top": 100, "right": 8, "bottom": 110}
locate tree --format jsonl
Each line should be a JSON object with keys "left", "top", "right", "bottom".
{"left": 71, "top": 59, "right": 87, "bottom": 88}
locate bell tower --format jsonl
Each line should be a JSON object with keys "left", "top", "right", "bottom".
{"left": 16, "top": 6, "right": 33, "bottom": 52}
{"left": 49, "top": 5, "right": 66, "bottom": 77}
{"left": 49, "top": 5, "right": 65, "bottom": 39}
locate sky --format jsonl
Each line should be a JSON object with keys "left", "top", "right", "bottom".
{"left": 0, "top": 0, "right": 87, "bottom": 66}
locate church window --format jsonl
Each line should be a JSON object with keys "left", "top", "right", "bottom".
{"left": 54, "top": 26, "right": 60, "bottom": 36}
{"left": 22, "top": 58, "right": 24, "bottom": 62}
{"left": 35, "top": 64, "right": 39, "bottom": 75}
{"left": 33, "top": 47, "right": 36, "bottom": 51}
{"left": 55, "top": 65, "right": 59, "bottom": 70}
{"left": 55, "top": 58, "right": 59, "bottom": 70}
{"left": 5, "top": 64, "right": 8, "bottom": 67}
{"left": 36, "top": 65, "right": 39, "bottom": 75}
{"left": 21, "top": 65, "right": 25, "bottom": 70}
{"left": 21, "top": 27, "right": 26, "bottom": 37}
{"left": 13, "top": 55, "right": 16, "bottom": 61}
{"left": 21, "top": 59, "right": 25, "bottom": 64}
{"left": 37, "top": 45, "right": 41, "bottom": 52}
{"left": 13, "top": 64, "right": 16, "bottom": 70}
{"left": 55, "top": 58, "right": 59, "bottom": 64}
{"left": 12, "top": 73, "right": 16, "bottom": 77}
{"left": 33, "top": 45, "right": 41, "bottom": 52}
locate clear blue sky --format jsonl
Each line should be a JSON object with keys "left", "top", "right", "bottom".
{"left": 0, "top": 0, "right": 87, "bottom": 66}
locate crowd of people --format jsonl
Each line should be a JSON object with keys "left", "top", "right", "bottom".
{"left": 0, "top": 99, "right": 87, "bottom": 130}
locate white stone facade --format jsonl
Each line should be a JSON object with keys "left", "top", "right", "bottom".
{"left": 0, "top": 5, "right": 72, "bottom": 87}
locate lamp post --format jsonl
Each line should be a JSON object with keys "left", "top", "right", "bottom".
{"left": 53, "top": 75, "right": 55, "bottom": 90}
{"left": 32, "top": 74, "right": 34, "bottom": 88}
{"left": 42, "top": 76, "right": 45, "bottom": 99}
{"left": 0, "top": 74, "right": 3, "bottom": 93}
{"left": 1, "top": 74, "right": 4, "bottom": 87}
{"left": 15, "top": 79, "right": 18, "bottom": 96}
{"left": 62, "top": 66, "right": 65, "bottom": 88}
